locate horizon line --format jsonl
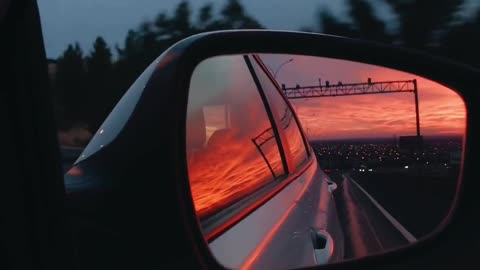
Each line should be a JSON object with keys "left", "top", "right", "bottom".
{"left": 310, "top": 134, "right": 463, "bottom": 142}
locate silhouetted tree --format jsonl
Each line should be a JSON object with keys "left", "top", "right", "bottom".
{"left": 116, "top": 30, "right": 140, "bottom": 58}
{"left": 312, "top": 0, "right": 392, "bottom": 43}
{"left": 154, "top": 12, "right": 172, "bottom": 39}
{"left": 55, "top": 43, "right": 87, "bottom": 128}
{"left": 198, "top": 3, "right": 214, "bottom": 28}
{"left": 53, "top": 0, "right": 265, "bottom": 133}
{"left": 385, "top": 0, "right": 464, "bottom": 48}
{"left": 111, "top": 0, "right": 264, "bottom": 108}
{"left": 349, "top": 0, "right": 392, "bottom": 43}
{"left": 52, "top": 0, "right": 480, "bottom": 141}
{"left": 86, "top": 37, "right": 114, "bottom": 131}
{"left": 441, "top": 9, "right": 480, "bottom": 67}
{"left": 220, "top": 0, "right": 262, "bottom": 29}
{"left": 140, "top": 22, "right": 162, "bottom": 62}
{"left": 171, "top": 1, "right": 192, "bottom": 36}
{"left": 113, "top": 30, "right": 148, "bottom": 116}
{"left": 317, "top": 9, "right": 357, "bottom": 37}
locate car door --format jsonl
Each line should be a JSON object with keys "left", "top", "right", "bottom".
{"left": 246, "top": 54, "right": 345, "bottom": 266}
{"left": 185, "top": 54, "right": 344, "bottom": 270}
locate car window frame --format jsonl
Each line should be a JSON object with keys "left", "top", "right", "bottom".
{"left": 196, "top": 54, "right": 289, "bottom": 238}
{"left": 201, "top": 54, "right": 315, "bottom": 243}
{"left": 249, "top": 54, "right": 313, "bottom": 173}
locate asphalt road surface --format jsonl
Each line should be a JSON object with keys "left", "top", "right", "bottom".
{"left": 348, "top": 169, "right": 457, "bottom": 238}
{"left": 328, "top": 169, "right": 457, "bottom": 259}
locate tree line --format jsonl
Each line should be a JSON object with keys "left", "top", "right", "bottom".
{"left": 51, "top": 0, "right": 480, "bottom": 135}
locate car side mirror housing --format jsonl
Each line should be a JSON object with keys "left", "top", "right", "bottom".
{"left": 68, "top": 30, "right": 478, "bottom": 270}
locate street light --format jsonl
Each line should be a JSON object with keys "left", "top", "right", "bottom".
{"left": 273, "top": 58, "right": 294, "bottom": 78}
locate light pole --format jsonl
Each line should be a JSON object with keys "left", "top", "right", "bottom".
{"left": 273, "top": 58, "right": 294, "bottom": 79}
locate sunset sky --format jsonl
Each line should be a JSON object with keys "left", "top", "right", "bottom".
{"left": 261, "top": 54, "right": 466, "bottom": 140}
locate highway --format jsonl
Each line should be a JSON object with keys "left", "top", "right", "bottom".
{"left": 349, "top": 169, "right": 456, "bottom": 237}
{"left": 328, "top": 169, "right": 457, "bottom": 259}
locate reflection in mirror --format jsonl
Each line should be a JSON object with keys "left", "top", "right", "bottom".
{"left": 186, "top": 54, "right": 465, "bottom": 270}
{"left": 187, "top": 55, "right": 286, "bottom": 219}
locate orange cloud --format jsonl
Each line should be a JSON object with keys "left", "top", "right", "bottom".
{"left": 262, "top": 54, "right": 466, "bottom": 140}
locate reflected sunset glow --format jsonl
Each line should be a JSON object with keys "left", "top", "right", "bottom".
{"left": 262, "top": 54, "right": 466, "bottom": 140}
{"left": 188, "top": 127, "right": 284, "bottom": 218}
{"left": 187, "top": 55, "right": 285, "bottom": 218}
{"left": 187, "top": 54, "right": 466, "bottom": 222}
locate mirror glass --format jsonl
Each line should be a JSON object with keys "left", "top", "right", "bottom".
{"left": 186, "top": 54, "right": 465, "bottom": 270}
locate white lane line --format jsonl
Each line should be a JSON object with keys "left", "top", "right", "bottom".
{"left": 344, "top": 174, "right": 417, "bottom": 243}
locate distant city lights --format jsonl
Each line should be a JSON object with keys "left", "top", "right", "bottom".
{"left": 312, "top": 139, "right": 461, "bottom": 171}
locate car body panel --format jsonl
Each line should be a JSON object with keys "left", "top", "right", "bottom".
{"left": 63, "top": 51, "right": 346, "bottom": 269}
{"left": 209, "top": 159, "right": 344, "bottom": 269}
{"left": 203, "top": 54, "right": 345, "bottom": 268}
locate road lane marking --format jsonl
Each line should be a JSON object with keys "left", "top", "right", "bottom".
{"left": 344, "top": 174, "right": 417, "bottom": 243}
{"left": 341, "top": 176, "right": 371, "bottom": 257}
{"left": 348, "top": 182, "right": 385, "bottom": 250}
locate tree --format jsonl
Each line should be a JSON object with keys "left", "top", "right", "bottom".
{"left": 171, "top": 1, "right": 192, "bottom": 36}
{"left": 87, "top": 37, "right": 112, "bottom": 77}
{"left": 220, "top": 0, "right": 262, "bottom": 29}
{"left": 348, "top": 0, "right": 392, "bottom": 43}
{"left": 317, "top": 9, "right": 357, "bottom": 37}
{"left": 86, "top": 37, "right": 114, "bottom": 131}
{"left": 198, "top": 3, "right": 213, "bottom": 29}
{"left": 55, "top": 43, "right": 87, "bottom": 129}
{"left": 113, "top": 30, "right": 148, "bottom": 119}
{"left": 154, "top": 12, "right": 172, "bottom": 39}
{"left": 385, "top": 0, "right": 465, "bottom": 48}
{"left": 139, "top": 22, "right": 161, "bottom": 61}
{"left": 116, "top": 30, "right": 141, "bottom": 59}
{"left": 313, "top": 0, "right": 391, "bottom": 44}
{"left": 441, "top": 9, "right": 480, "bottom": 67}
{"left": 54, "top": 0, "right": 268, "bottom": 133}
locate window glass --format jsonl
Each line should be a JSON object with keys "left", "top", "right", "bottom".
{"left": 250, "top": 57, "right": 309, "bottom": 169}
{"left": 203, "top": 105, "right": 230, "bottom": 142}
{"left": 186, "top": 55, "right": 285, "bottom": 219}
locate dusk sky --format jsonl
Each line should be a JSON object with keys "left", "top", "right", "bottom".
{"left": 38, "top": 1, "right": 467, "bottom": 140}
{"left": 261, "top": 54, "right": 465, "bottom": 140}
{"left": 38, "top": 0, "right": 397, "bottom": 58}
{"left": 37, "top": 0, "right": 480, "bottom": 58}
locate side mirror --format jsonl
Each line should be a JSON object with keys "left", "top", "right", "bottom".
{"left": 66, "top": 31, "right": 476, "bottom": 270}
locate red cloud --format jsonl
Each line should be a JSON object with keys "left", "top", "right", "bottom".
{"left": 262, "top": 54, "right": 466, "bottom": 140}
